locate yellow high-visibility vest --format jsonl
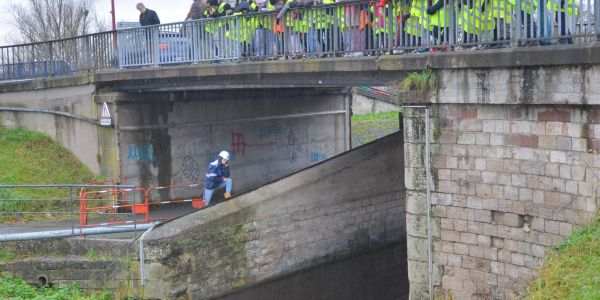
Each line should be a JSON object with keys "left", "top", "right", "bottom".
{"left": 547, "top": 0, "right": 579, "bottom": 15}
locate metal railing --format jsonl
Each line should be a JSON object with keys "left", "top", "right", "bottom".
{"left": 0, "top": 184, "right": 147, "bottom": 241}
{"left": 0, "top": 32, "right": 115, "bottom": 81}
{"left": 0, "top": 0, "right": 598, "bottom": 78}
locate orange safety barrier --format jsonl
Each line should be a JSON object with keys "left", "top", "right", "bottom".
{"left": 80, "top": 187, "right": 148, "bottom": 228}
{"left": 78, "top": 181, "right": 208, "bottom": 229}
{"left": 146, "top": 184, "right": 204, "bottom": 223}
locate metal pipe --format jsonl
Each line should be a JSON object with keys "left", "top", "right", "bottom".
{"left": 0, "top": 106, "right": 100, "bottom": 125}
{"left": 119, "top": 110, "right": 348, "bottom": 131}
{"left": 0, "top": 223, "right": 160, "bottom": 242}
{"left": 139, "top": 224, "right": 156, "bottom": 285}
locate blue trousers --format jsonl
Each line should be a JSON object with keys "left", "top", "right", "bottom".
{"left": 204, "top": 179, "right": 232, "bottom": 206}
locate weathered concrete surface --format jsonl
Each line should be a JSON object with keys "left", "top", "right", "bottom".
{"left": 0, "top": 80, "right": 119, "bottom": 178}
{"left": 141, "top": 132, "right": 406, "bottom": 299}
{"left": 114, "top": 88, "right": 350, "bottom": 199}
{"left": 215, "top": 242, "right": 409, "bottom": 300}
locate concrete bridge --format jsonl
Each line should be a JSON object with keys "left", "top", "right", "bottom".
{"left": 1, "top": 42, "right": 600, "bottom": 299}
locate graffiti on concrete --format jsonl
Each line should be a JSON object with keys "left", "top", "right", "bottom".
{"left": 184, "top": 138, "right": 206, "bottom": 156}
{"left": 128, "top": 144, "right": 158, "bottom": 163}
{"left": 180, "top": 155, "right": 201, "bottom": 182}
{"left": 259, "top": 125, "right": 282, "bottom": 138}
{"left": 231, "top": 131, "right": 247, "bottom": 156}
{"left": 310, "top": 151, "right": 327, "bottom": 162}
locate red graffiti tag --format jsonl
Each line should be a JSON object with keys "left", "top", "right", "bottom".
{"left": 231, "top": 131, "right": 247, "bottom": 155}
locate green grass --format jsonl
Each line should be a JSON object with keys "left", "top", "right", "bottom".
{"left": 525, "top": 215, "right": 600, "bottom": 300}
{"left": 0, "top": 127, "right": 98, "bottom": 222}
{"left": 0, "top": 250, "right": 16, "bottom": 261}
{"left": 0, "top": 275, "right": 112, "bottom": 300}
{"left": 397, "top": 70, "right": 438, "bottom": 94}
{"left": 352, "top": 111, "right": 401, "bottom": 147}
{"left": 351, "top": 111, "right": 402, "bottom": 122}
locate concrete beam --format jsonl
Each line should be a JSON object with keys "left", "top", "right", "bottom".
{"left": 91, "top": 43, "right": 600, "bottom": 92}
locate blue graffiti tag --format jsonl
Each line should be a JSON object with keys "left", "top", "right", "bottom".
{"left": 259, "top": 125, "right": 282, "bottom": 138}
{"left": 128, "top": 144, "right": 158, "bottom": 163}
{"left": 310, "top": 151, "right": 327, "bottom": 162}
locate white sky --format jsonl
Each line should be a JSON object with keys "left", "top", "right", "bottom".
{"left": 0, "top": 0, "right": 193, "bottom": 46}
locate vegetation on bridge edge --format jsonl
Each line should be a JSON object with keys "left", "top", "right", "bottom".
{"left": 525, "top": 214, "right": 600, "bottom": 299}
{"left": 0, "top": 127, "right": 98, "bottom": 223}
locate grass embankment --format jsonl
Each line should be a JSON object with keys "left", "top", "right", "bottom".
{"left": 351, "top": 111, "right": 402, "bottom": 147}
{"left": 526, "top": 216, "right": 600, "bottom": 299}
{"left": 0, "top": 275, "right": 112, "bottom": 300}
{"left": 0, "top": 127, "right": 97, "bottom": 222}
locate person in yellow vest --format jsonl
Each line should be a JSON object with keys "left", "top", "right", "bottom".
{"left": 301, "top": 0, "right": 320, "bottom": 57}
{"left": 251, "top": 0, "right": 268, "bottom": 58}
{"left": 548, "top": 0, "right": 579, "bottom": 44}
{"left": 270, "top": 0, "right": 287, "bottom": 57}
{"left": 318, "top": 0, "right": 336, "bottom": 56}
{"left": 405, "top": 0, "right": 428, "bottom": 53}
{"left": 425, "top": 0, "right": 450, "bottom": 51}
{"left": 508, "top": 0, "right": 538, "bottom": 45}
{"left": 277, "top": 0, "right": 305, "bottom": 58}
{"left": 389, "top": 0, "right": 410, "bottom": 53}
{"left": 485, "top": 0, "right": 512, "bottom": 48}
{"left": 206, "top": 0, "right": 234, "bottom": 59}
{"left": 340, "top": 0, "right": 364, "bottom": 56}
{"left": 371, "top": 1, "right": 389, "bottom": 53}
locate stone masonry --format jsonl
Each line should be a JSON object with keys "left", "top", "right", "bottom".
{"left": 404, "top": 68, "right": 600, "bottom": 299}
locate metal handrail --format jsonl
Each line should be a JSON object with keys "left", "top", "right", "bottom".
{"left": 0, "top": 0, "right": 597, "bottom": 80}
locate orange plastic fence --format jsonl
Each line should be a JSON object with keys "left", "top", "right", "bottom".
{"left": 79, "top": 183, "right": 205, "bottom": 228}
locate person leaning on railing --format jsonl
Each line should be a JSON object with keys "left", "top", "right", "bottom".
{"left": 547, "top": 0, "right": 579, "bottom": 44}
{"left": 137, "top": 3, "right": 161, "bottom": 64}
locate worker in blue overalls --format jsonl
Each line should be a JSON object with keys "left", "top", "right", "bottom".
{"left": 203, "top": 150, "right": 233, "bottom": 206}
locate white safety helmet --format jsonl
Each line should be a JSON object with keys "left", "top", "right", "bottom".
{"left": 219, "top": 150, "right": 231, "bottom": 161}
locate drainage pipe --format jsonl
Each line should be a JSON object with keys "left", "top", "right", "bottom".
{"left": 0, "top": 223, "right": 160, "bottom": 242}
{"left": 139, "top": 224, "right": 156, "bottom": 285}
{"left": 402, "top": 105, "right": 433, "bottom": 300}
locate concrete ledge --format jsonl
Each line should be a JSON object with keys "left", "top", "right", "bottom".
{"left": 0, "top": 73, "right": 93, "bottom": 93}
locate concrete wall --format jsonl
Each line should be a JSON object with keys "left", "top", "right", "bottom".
{"left": 141, "top": 132, "right": 406, "bottom": 299}
{"left": 353, "top": 93, "right": 401, "bottom": 115}
{"left": 215, "top": 242, "right": 409, "bottom": 300}
{"left": 0, "top": 77, "right": 119, "bottom": 178}
{"left": 404, "top": 65, "right": 600, "bottom": 299}
{"left": 115, "top": 88, "right": 350, "bottom": 200}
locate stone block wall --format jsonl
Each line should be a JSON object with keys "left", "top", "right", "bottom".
{"left": 405, "top": 104, "right": 600, "bottom": 299}
{"left": 0, "top": 238, "right": 140, "bottom": 296}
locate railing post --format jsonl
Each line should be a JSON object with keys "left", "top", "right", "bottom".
{"left": 596, "top": 0, "right": 600, "bottom": 40}
{"left": 514, "top": 0, "right": 522, "bottom": 46}
{"left": 70, "top": 187, "right": 75, "bottom": 237}
{"left": 153, "top": 27, "right": 160, "bottom": 66}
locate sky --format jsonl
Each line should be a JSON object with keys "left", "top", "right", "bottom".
{"left": 0, "top": 0, "right": 193, "bottom": 46}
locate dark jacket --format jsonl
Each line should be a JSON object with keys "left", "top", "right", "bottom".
{"left": 140, "top": 9, "right": 161, "bottom": 26}
{"left": 204, "top": 159, "right": 230, "bottom": 189}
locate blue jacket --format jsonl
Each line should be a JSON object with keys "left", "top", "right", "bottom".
{"left": 204, "top": 159, "right": 230, "bottom": 189}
